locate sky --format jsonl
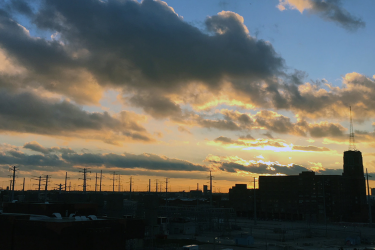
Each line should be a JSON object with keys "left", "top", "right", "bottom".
{"left": 0, "top": 0, "right": 375, "bottom": 192}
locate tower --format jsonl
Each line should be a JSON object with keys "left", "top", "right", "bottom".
{"left": 342, "top": 107, "right": 366, "bottom": 217}
{"left": 343, "top": 107, "right": 364, "bottom": 177}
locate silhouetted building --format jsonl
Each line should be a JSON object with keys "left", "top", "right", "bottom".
{"left": 230, "top": 150, "right": 367, "bottom": 222}
{"left": 229, "top": 184, "right": 253, "bottom": 217}
{"left": 203, "top": 185, "right": 208, "bottom": 195}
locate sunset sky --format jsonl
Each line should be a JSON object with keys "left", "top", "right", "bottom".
{"left": 0, "top": 0, "right": 375, "bottom": 192}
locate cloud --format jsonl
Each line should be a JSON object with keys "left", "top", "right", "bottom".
{"left": 23, "top": 141, "right": 75, "bottom": 155}
{"left": 214, "top": 136, "right": 246, "bottom": 146}
{"left": 0, "top": 142, "right": 209, "bottom": 173}
{"left": 191, "top": 109, "right": 346, "bottom": 139}
{"left": 211, "top": 136, "right": 332, "bottom": 151}
{"left": 0, "top": 149, "right": 69, "bottom": 171}
{"left": 0, "top": 90, "right": 154, "bottom": 144}
{"left": 0, "top": 0, "right": 373, "bottom": 127}
{"left": 206, "top": 154, "right": 343, "bottom": 176}
{"left": 211, "top": 136, "right": 288, "bottom": 148}
{"left": 177, "top": 126, "right": 192, "bottom": 135}
{"left": 292, "top": 145, "right": 331, "bottom": 151}
{"left": 0, "top": 1, "right": 284, "bottom": 101}
{"left": 277, "top": 0, "right": 365, "bottom": 31}
{"left": 129, "top": 93, "right": 182, "bottom": 119}
{"left": 61, "top": 152, "right": 208, "bottom": 172}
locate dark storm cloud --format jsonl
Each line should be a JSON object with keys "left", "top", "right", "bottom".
{"left": 310, "top": 0, "right": 365, "bottom": 31}
{"left": 0, "top": 90, "right": 153, "bottom": 143}
{"left": 0, "top": 0, "right": 372, "bottom": 122}
{"left": 0, "top": 0, "right": 284, "bottom": 104}
{"left": 61, "top": 152, "right": 208, "bottom": 171}
{"left": 0, "top": 149, "right": 69, "bottom": 170}
{"left": 36, "top": 0, "right": 281, "bottom": 86}
{"left": 1, "top": 142, "right": 208, "bottom": 172}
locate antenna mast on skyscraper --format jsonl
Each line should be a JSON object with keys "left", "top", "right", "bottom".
{"left": 349, "top": 106, "right": 356, "bottom": 151}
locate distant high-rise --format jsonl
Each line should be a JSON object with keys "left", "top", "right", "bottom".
{"left": 203, "top": 185, "right": 208, "bottom": 195}
{"left": 343, "top": 150, "right": 364, "bottom": 177}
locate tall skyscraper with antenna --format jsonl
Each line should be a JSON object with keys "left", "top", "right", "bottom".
{"left": 343, "top": 106, "right": 366, "bottom": 215}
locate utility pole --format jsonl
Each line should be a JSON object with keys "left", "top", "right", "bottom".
{"left": 111, "top": 172, "right": 116, "bottom": 192}
{"left": 95, "top": 172, "right": 98, "bottom": 192}
{"left": 118, "top": 174, "right": 121, "bottom": 192}
{"left": 68, "top": 181, "right": 71, "bottom": 192}
{"left": 129, "top": 176, "right": 133, "bottom": 193}
{"left": 44, "top": 175, "right": 50, "bottom": 202}
{"left": 9, "top": 166, "right": 17, "bottom": 201}
{"left": 45, "top": 175, "right": 49, "bottom": 192}
{"left": 367, "top": 168, "right": 372, "bottom": 227}
{"left": 56, "top": 183, "right": 63, "bottom": 194}
{"left": 79, "top": 168, "right": 91, "bottom": 193}
{"left": 100, "top": 170, "right": 102, "bottom": 192}
{"left": 38, "top": 176, "right": 41, "bottom": 192}
{"left": 22, "top": 177, "right": 25, "bottom": 193}
{"left": 149, "top": 179, "right": 151, "bottom": 192}
{"left": 32, "top": 176, "right": 42, "bottom": 201}
{"left": 64, "top": 172, "right": 69, "bottom": 192}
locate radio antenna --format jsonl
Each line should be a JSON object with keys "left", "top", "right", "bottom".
{"left": 349, "top": 106, "right": 356, "bottom": 151}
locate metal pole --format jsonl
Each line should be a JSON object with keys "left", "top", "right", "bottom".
{"left": 118, "top": 174, "right": 121, "bottom": 192}
{"left": 11, "top": 166, "right": 16, "bottom": 201}
{"left": 65, "top": 172, "right": 67, "bottom": 192}
{"left": 45, "top": 175, "right": 49, "bottom": 202}
{"left": 100, "top": 170, "right": 102, "bottom": 192}
{"left": 113, "top": 172, "right": 115, "bottom": 192}
{"left": 130, "top": 176, "right": 132, "bottom": 193}
{"left": 95, "top": 172, "right": 98, "bottom": 192}
{"left": 45, "top": 175, "right": 49, "bottom": 192}
{"left": 22, "top": 177, "right": 25, "bottom": 192}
